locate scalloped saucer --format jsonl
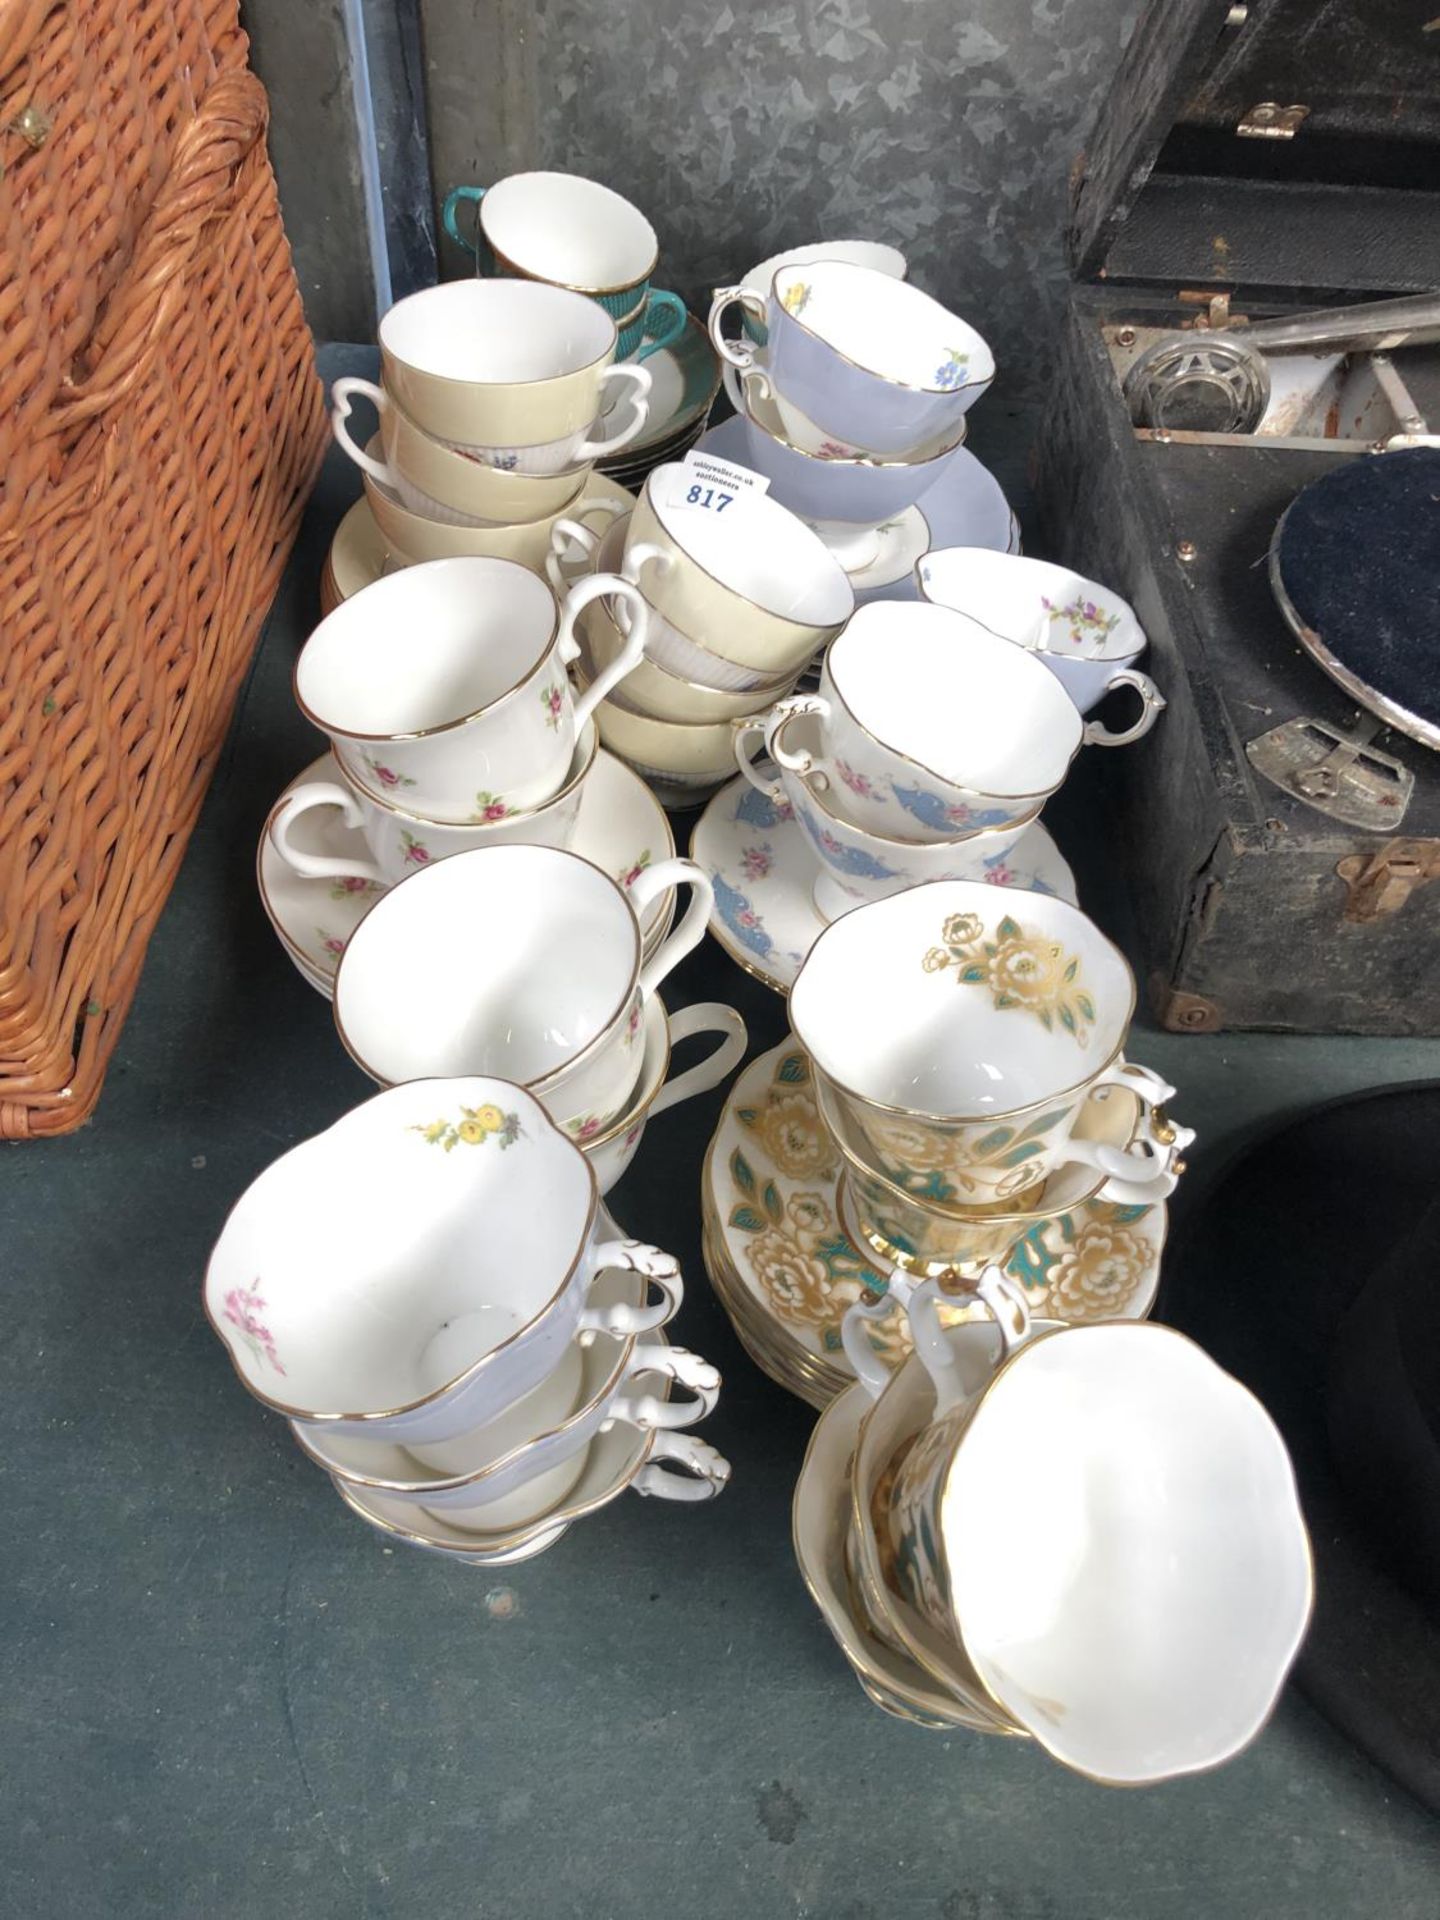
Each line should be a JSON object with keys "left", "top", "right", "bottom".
{"left": 258, "top": 748, "right": 677, "bottom": 998}
{"left": 694, "top": 414, "right": 1019, "bottom": 604}
{"left": 690, "top": 776, "right": 1077, "bottom": 996}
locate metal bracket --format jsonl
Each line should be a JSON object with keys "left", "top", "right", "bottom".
{"left": 1246, "top": 715, "right": 1413, "bottom": 830}
{"left": 1150, "top": 977, "right": 1224, "bottom": 1033}
{"left": 1336, "top": 840, "right": 1440, "bottom": 923}
{"left": 1237, "top": 102, "right": 1310, "bottom": 139}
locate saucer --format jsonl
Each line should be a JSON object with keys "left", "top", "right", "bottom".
{"left": 690, "top": 776, "right": 1077, "bottom": 996}
{"left": 702, "top": 1040, "right": 1165, "bottom": 1404}
{"left": 319, "top": 469, "right": 638, "bottom": 614}
{"left": 695, "top": 414, "right": 1018, "bottom": 604}
{"left": 792, "top": 1379, "right": 998, "bottom": 1730}
{"left": 258, "top": 747, "right": 678, "bottom": 998}
{"left": 597, "top": 313, "right": 721, "bottom": 469}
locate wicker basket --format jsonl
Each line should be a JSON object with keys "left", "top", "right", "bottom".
{"left": 0, "top": 0, "right": 326, "bottom": 1137}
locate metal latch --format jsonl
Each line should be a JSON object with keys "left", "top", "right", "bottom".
{"left": 1246, "top": 715, "right": 1413, "bottom": 830}
{"left": 1237, "top": 102, "right": 1309, "bottom": 139}
{"left": 1336, "top": 840, "right": 1440, "bottom": 923}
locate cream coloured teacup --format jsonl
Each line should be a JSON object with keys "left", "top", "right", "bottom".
{"left": 363, "top": 455, "right": 624, "bottom": 576}
{"left": 293, "top": 556, "right": 648, "bottom": 823}
{"left": 203, "top": 1076, "right": 684, "bottom": 1445}
{"left": 336, "top": 279, "right": 651, "bottom": 457}
{"left": 788, "top": 880, "right": 1189, "bottom": 1212}
{"left": 270, "top": 724, "right": 597, "bottom": 889}
{"left": 332, "top": 843, "right": 715, "bottom": 1138}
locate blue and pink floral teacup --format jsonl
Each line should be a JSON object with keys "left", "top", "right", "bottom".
{"left": 443, "top": 171, "right": 687, "bottom": 363}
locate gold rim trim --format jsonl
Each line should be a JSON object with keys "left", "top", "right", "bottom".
{"left": 294, "top": 569, "right": 563, "bottom": 747}
{"left": 332, "top": 845, "right": 643, "bottom": 1093}
{"left": 770, "top": 262, "right": 995, "bottom": 400}
{"left": 202, "top": 1082, "right": 602, "bottom": 1425}
{"left": 789, "top": 880, "right": 1138, "bottom": 1120}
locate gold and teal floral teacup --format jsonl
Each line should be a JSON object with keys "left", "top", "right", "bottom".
{"left": 871, "top": 1285, "right": 1314, "bottom": 1785}
{"left": 789, "top": 879, "right": 1190, "bottom": 1213}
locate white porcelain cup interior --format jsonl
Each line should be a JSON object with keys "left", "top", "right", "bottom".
{"left": 382, "top": 275, "right": 616, "bottom": 388}
{"left": 482, "top": 170, "right": 658, "bottom": 293}
{"left": 789, "top": 880, "right": 1135, "bottom": 1118}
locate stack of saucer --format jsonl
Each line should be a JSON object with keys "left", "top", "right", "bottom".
{"left": 795, "top": 1274, "right": 1312, "bottom": 1776}
{"left": 205, "top": 1078, "right": 731, "bottom": 1565}
{"left": 439, "top": 169, "right": 722, "bottom": 492}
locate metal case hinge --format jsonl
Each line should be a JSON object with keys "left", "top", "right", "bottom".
{"left": 1335, "top": 840, "right": 1440, "bottom": 923}
{"left": 1237, "top": 103, "right": 1309, "bottom": 139}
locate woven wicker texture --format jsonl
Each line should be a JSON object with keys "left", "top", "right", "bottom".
{"left": 0, "top": 0, "right": 326, "bottom": 1136}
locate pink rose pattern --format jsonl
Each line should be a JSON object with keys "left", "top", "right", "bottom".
{"left": 223, "top": 1277, "right": 285, "bottom": 1375}
{"left": 329, "top": 874, "right": 380, "bottom": 901}
{"left": 400, "top": 831, "right": 430, "bottom": 866}
{"left": 740, "top": 844, "right": 773, "bottom": 881}
{"left": 618, "top": 849, "right": 652, "bottom": 890}
{"left": 837, "top": 761, "right": 879, "bottom": 801}
{"left": 363, "top": 757, "right": 416, "bottom": 792}
{"left": 472, "top": 791, "right": 514, "bottom": 823}
{"left": 540, "top": 683, "right": 565, "bottom": 730}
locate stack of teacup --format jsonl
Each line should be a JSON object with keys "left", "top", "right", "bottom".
{"left": 546, "top": 462, "right": 857, "bottom": 803}
{"left": 268, "top": 556, "right": 747, "bottom": 1188}
{"left": 793, "top": 1266, "right": 1313, "bottom": 1775}
{"left": 329, "top": 275, "right": 653, "bottom": 579}
{"left": 708, "top": 249, "right": 993, "bottom": 576}
{"left": 785, "top": 879, "right": 1190, "bottom": 1292}
{"left": 734, "top": 596, "right": 1163, "bottom": 923}
{"left": 205, "top": 1077, "right": 731, "bottom": 1564}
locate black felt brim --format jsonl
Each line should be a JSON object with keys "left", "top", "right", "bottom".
{"left": 1159, "top": 1082, "right": 1440, "bottom": 1814}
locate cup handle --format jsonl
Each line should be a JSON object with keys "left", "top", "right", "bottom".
{"left": 733, "top": 716, "right": 786, "bottom": 804}
{"left": 632, "top": 1430, "right": 732, "bottom": 1502}
{"left": 707, "top": 285, "right": 767, "bottom": 371}
{"left": 840, "top": 1286, "right": 902, "bottom": 1400}
{"left": 1062, "top": 1060, "right": 1195, "bottom": 1201}
{"left": 441, "top": 183, "right": 485, "bottom": 256}
{"left": 1082, "top": 669, "right": 1166, "bottom": 748}
{"left": 269, "top": 784, "right": 387, "bottom": 886}
{"left": 330, "top": 377, "right": 396, "bottom": 485}
{"left": 575, "top": 365, "right": 653, "bottom": 460}
{"left": 628, "top": 857, "right": 716, "bottom": 999}
{"left": 632, "top": 290, "right": 687, "bottom": 363}
{"left": 582, "top": 1242, "right": 683, "bottom": 1336}
{"left": 544, "top": 499, "right": 624, "bottom": 593}
{"left": 647, "top": 1002, "right": 748, "bottom": 1119}
{"left": 767, "top": 694, "right": 829, "bottom": 774}
{"left": 611, "top": 1345, "right": 722, "bottom": 1431}
{"left": 907, "top": 1271, "right": 1034, "bottom": 1415}
{"left": 722, "top": 362, "right": 773, "bottom": 416}
{"left": 558, "top": 572, "right": 652, "bottom": 721}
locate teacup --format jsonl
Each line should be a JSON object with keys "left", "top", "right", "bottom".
{"left": 916, "top": 549, "right": 1165, "bottom": 728}
{"left": 577, "top": 463, "right": 855, "bottom": 679}
{"left": 788, "top": 880, "right": 1189, "bottom": 1211}
{"left": 293, "top": 1284, "right": 718, "bottom": 1531}
{"left": 203, "top": 1076, "right": 684, "bottom": 1445}
{"left": 334, "top": 388, "right": 622, "bottom": 526}
{"left": 332, "top": 844, "right": 714, "bottom": 1135}
{"left": 736, "top": 240, "right": 906, "bottom": 345}
{"left": 363, "top": 457, "right": 625, "bottom": 575}
{"left": 441, "top": 171, "right": 688, "bottom": 363}
{"left": 825, "top": 1077, "right": 1175, "bottom": 1279}
{"left": 728, "top": 371, "right": 970, "bottom": 534}
{"left": 575, "top": 996, "right": 748, "bottom": 1192}
{"left": 710, "top": 261, "right": 994, "bottom": 457}
{"left": 875, "top": 1282, "right": 1314, "bottom": 1784}
{"left": 270, "top": 723, "right": 598, "bottom": 889}
{"left": 562, "top": 515, "right": 810, "bottom": 694}
{"left": 292, "top": 556, "right": 649, "bottom": 822}
{"left": 337, "top": 279, "right": 652, "bottom": 459}
{"left": 735, "top": 706, "right": 1040, "bottom": 916}
{"left": 580, "top": 665, "right": 753, "bottom": 789}
{"left": 766, "top": 601, "right": 1146, "bottom": 840}
{"left": 583, "top": 593, "right": 800, "bottom": 723}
